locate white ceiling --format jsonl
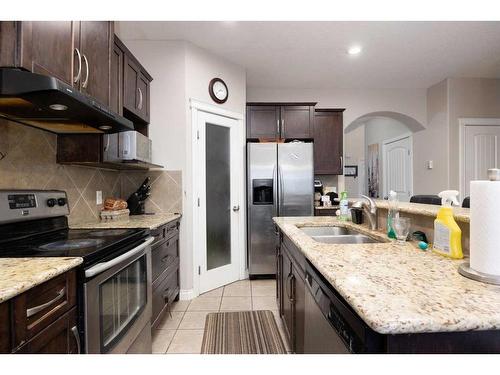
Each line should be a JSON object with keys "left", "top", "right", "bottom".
{"left": 117, "top": 21, "right": 500, "bottom": 89}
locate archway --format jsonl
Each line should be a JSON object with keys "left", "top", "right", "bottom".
{"left": 343, "top": 111, "right": 425, "bottom": 200}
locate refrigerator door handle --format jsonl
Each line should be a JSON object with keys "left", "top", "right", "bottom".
{"left": 278, "top": 165, "right": 284, "bottom": 215}
{"left": 273, "top": 163, "right": 278, "bottom": 217}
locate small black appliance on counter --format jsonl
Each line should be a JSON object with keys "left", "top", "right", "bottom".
{"left": 127, "top": 177, "right": 151, "bottom": 215}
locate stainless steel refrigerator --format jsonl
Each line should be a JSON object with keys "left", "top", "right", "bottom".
{"left": 247, "top": 142, "right": 314, "bottom": 276}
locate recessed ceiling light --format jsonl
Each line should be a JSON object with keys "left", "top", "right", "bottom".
{"left": 99, "top": 125, "right": 112, "bottom": 130}
{"left": 347, "top": 45, "right": 362, "bottom": 55}
{"left": 49, "top": 104, "right": 68, "bottom": 111}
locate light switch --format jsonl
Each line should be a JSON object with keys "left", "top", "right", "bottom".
{"left": 96, "top": 190, "right": 103, "bottom": 205}
{"left": 427, "top": 160, "right": 433, "bottom": 170}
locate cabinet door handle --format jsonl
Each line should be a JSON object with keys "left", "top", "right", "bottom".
{"left": 71, "top": 326, "right": 81, "bottom": 354}
{"left": 81, "top": 54, "right": 89, "bottom": 89}
{"left": 26, "top": 287, "right": 66, "bottom": 318}
{"left": 285, "top": 272, "right": 291, "bottom": 299}
{"left": 73, "top": 48, "right": 82, "bottom": 84}
{"left": 289, "top": 274, "right": 295, "bottom": 303}
{"left": 137, "top": 87, "right": 143, "bottom": 110}
{"left": 340, "top": 156, "right": 343, "bottom": 170}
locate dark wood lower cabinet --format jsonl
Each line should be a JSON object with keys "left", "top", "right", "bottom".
{"left": 292, "top": 262, "right": 305, "bottom": 354}
{"left": 151, "top": 219, "right": 181, "bottom": 327}
{"left": 281, "top": 249, "right": 293, "bottom": 347}
{"left": 14, "top": 307, "right": 79, "bottom": 354}
{"left": 0, "top": 269, "right": 78, "bottom": 354}
{"left": 0, "top": 302, "right": 10, "bottom": 353}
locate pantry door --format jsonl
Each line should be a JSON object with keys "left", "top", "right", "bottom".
{"left": 195, "top": 110, "right": 243, "bottom": 294}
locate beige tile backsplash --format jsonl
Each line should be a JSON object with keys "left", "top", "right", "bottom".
{"left": 0, "top": 119, "right": 182, "bottom": 223}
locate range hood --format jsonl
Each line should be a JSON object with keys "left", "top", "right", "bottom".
{"left": 0, "top": 68, "right": 133, "bottom": 133}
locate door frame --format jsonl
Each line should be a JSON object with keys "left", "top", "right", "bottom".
{"left": 190, "top": 99, "right": 246, "bottom": 298}
{"left": 459, "top": 117, "right": 500, "bottom": 200}
{"left": 381, "top": 133, "right": 413, "bottom": 200}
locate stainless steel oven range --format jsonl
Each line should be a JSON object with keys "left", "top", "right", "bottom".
{"left": 0, "top": 190, "right": 154, "bottom": 354}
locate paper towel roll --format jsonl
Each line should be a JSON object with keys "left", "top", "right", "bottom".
{"left": 470, "top": 180, "right": 500, "bottom": 275}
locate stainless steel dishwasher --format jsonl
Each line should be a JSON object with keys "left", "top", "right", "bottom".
{"left": 304, "top": 262, "right": 382, "bottom": 354}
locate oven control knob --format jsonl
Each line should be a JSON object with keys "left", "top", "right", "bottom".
{"left": 57, "top": 198, "right": 67, "bottom": 206}
{"left": 46, "top": 198, "right": 57, "bottom": 207}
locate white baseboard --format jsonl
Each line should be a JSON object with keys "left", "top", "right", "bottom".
{"left": 179, "top": 289, "right": 196, "bottom": 300}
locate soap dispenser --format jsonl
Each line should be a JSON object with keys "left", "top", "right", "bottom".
{"left": 432, "top": 190, "right": 463, "bottom": 259}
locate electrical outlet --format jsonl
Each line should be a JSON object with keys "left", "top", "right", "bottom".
{"left": 96, "top": 190, "right": 103, "bottom": 205}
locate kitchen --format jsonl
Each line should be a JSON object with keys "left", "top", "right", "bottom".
{"left": 2, "top": 2, "right": 500, "bottom": 373}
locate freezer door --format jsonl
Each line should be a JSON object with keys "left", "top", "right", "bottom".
{"left": 247, "top": 143, "right": 278, "bottom": 276}
{"left": 278, "top": 142, "right": 314, "bottom": 216}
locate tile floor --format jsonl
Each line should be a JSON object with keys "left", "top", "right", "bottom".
{"left": 152, "top": 278, "right": 289, "bottom": 354}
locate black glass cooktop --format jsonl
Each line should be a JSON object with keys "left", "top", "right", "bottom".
{"left": 0, "top": 227, "right": 149, "bottom": 266}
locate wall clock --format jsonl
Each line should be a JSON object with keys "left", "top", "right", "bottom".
{"left": 209, "top": 78, "right": 228, "bottom": 104}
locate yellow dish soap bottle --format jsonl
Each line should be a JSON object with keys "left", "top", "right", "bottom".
{"left": 432, "top": 190, "right": 463, "bottom": 259}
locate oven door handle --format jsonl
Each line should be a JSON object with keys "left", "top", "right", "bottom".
{"left": 85, "top": 236, "right": 154, "bottom": 278}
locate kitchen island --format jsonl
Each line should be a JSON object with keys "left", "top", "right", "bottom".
{"left": 273, "top": 216, "right": 500, "bottom": 353}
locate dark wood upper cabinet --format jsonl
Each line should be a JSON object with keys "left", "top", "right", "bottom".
{"left": 110, "top": 41, "right": 124, "bottom": 115}
{"left": 124, "top": 53, "right": 140, "bottom": 113}
{"left": 246, "top": 103, "right": 316, "bottom": 141}
{"left": 76, "top": 21, "right": 113, "bottom": 106}
{"left": 0, "top": 21, "right": 113, "bottom": 107}
{"left": 281, "top": 105, "right": 314, "bottom": 139}
{"left": 246, "top": 105, "right": 280, "bottom": 139}
{"left": 120, "top": 37, "right": 152, "bottom": 125}
{"left": 0, "top": 21, "right": 75, "bottom": 84}
{"left": 313, "top": 109, "right": 345, "bottom": 175}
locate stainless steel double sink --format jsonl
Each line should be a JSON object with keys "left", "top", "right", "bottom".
{"left": 299, "top": 226, "right": 382, "bottom": 244}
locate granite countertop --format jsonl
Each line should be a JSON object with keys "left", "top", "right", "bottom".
{"left": 0, "top": 258, "right": 83, "bottom": 303}
{"left": 315, "top": 205, "right": 339, "bottom": 210}
{"left": 70, "top": 213, "right": 182, "bottom": 230}
{"left": 348, "top": 198, "right": 470, "bottom": 223}
{"left": 273, "top": 216, "right": 500, "bottom": 334}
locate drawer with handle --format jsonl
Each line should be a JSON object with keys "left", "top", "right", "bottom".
{"left": 152, "top": 261, "right": 179, "bottom": 327}
{"left": 13, "top": 307, "right": 80, "bottom": 354}
{"left": 151, "top": 220, "right": 179, "bottom": 246}
{"left": 12, "top": 270, "right": 76, "bottom": 348}
{"left": 151, "top": 235, "right": 179, "bottom": 282}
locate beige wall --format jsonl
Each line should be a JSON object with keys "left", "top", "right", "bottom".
{"left": 412, "top": 77, "right": 500, "bottom": 196}
{"left": 448, "top": 78, "right": 500, "bottom": 190}
{"left": 413, "top": 79, "right": 449, "bottom": 195}
{"left": 124, "top": 39, "right": 247, "bottom": 295}
{"left": 0, "top": 119, "right": 182, "bottom": 223}
{"left": 247, "top": 87, "right": 427, "bottom": 130}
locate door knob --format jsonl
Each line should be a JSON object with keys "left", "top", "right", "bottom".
{"left": 232, "top": 205, "right": 240, "bottom": 212}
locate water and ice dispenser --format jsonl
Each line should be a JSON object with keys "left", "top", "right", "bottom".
{"left": 252, "top": 179, "right": 274, "bottom": 205}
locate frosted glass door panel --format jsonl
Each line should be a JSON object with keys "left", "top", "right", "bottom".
{"left": 205, "top": 123, "right": 231, "bottom": 271}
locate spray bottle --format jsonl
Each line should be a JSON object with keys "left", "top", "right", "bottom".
{"left": 432, "top": 190, "right": 463, "bottom": 259}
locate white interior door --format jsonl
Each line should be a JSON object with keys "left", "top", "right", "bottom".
{"left": 196, "top": 111, "right": 241, "bottom": 294}
{"left": 462, "top": 122, "right": 500, "bottom": 198}
{"left": 383, "top": 135, "right": 412, "bottom": 201}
